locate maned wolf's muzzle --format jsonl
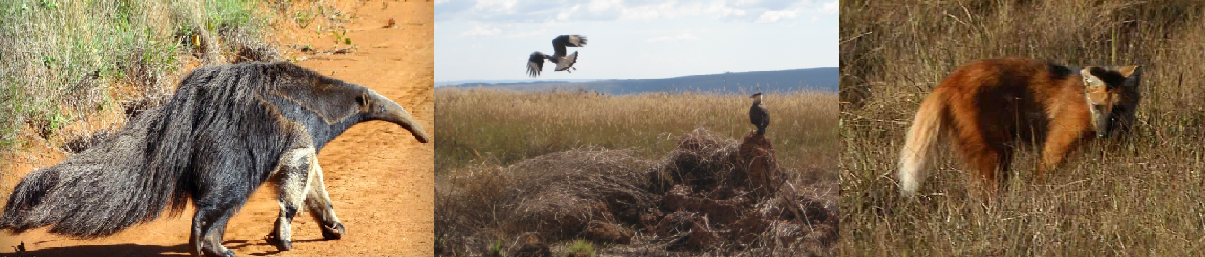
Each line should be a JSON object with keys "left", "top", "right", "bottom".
{"left": 1096, "top": 113, "right": 1111, "bottom": 138}
{"left": 1090, "top": 103, "right": 1114, "bottom": 138}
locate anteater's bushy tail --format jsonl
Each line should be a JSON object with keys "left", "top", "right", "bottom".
{"left": 897, "top": 89, "right": 949, "bottom": 197}
{"left": 0, "top": 73, "right": 209, "bottom": 238}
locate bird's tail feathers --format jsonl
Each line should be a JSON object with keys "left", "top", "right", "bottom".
{"left": 556, "top": 52, "right": 578, "bottom": 71}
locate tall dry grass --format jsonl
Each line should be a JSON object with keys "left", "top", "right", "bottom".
{"left": 841, "top": 0, "right": 1205, "bottom": 255}
{"left": 435, "top": 88, "right": 838, "bottom": 176}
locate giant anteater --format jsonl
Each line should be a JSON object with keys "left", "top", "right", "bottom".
{"left": 0, "top": 62, "right": 430, "bottom": 257}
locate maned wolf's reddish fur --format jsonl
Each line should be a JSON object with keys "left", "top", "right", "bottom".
{"left": 897, "top": 58, "right": 1141, "bottom": 196}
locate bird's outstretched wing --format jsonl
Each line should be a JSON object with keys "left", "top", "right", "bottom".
{"left": 555, "top": 51, "right": 578, "bottom": 71}
{"left": 527, "top": 52, "right": 546, "bottom": 77}
{"left": 552, "top": 35, "right": 588, "bottom": 57}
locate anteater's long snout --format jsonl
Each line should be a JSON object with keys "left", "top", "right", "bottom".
{"left": 373, "top": 94, "right": 431, "bottom": 143}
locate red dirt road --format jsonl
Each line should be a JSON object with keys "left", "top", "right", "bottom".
{"left": 0, "top": 1, "right": 434, "bottom": 256}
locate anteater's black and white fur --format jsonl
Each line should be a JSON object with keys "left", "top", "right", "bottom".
{"left": 0, "top": 62, "right": 431, "bottom": 257}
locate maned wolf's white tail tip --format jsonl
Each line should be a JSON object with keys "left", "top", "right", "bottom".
{"left": 896, "top": 92, "right": 943, "bottom": 198}
{"left": 898, "top": 153, "right": 924, "bottom": 197}
{"left": 897, "top": 115, "right": 933, "bottom": 197}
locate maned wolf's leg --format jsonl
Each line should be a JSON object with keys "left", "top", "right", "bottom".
{"left": 997, "top": 145, "right": 1015, "bottom": 191}
{"left": 268, "top": 147, "right": 316, "bottom": 251}
{"left": 305, "top": 159, "right": 346, "bottom": 240}
{"left": 1038, "top": 125, "right": 1081, "bottom": 183}
{"left": 954, "top": 130, "right": 1004, "bottom": 195}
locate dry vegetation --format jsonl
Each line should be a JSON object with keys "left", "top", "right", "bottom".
{"left": 0, "top": 0, "right": 275, "bottom": 194}
{"left": 435, "top": 88, "right": 837, "bottom": 174}
{"left": 841, "top": 0, "right": 1205, "bottom": 255}
{"left": 0, "top": 0, "right": 266, "bottom": 149}
{"left": 435, "top": 88, "right": 839, "bottom": 256}
{"left": 0, "top": 0, "right": 367, "bottom": 189}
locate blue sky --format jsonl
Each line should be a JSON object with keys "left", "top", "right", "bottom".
{"left": 435, "top": 0, "right": 838, "bottom": 82}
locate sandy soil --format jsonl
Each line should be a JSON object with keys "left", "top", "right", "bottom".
{"left": 0, "top": 1, "right": 434, "bottom": 256}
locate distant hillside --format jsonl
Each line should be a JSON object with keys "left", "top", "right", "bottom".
{"left": 442, "top": 67, "right": 837, "bottom": 95}
{"left": 435, "top": 79, "right": 603, "bottom": 87}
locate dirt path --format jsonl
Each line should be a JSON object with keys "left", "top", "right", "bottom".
{"left": 0, "top": 1, "right": 434, "bottom": 256}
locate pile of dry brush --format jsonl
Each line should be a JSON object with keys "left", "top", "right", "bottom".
{"left": 436, "top": 128, "right": 836, "bottom": 256}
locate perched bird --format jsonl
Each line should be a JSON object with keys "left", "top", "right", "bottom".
{"left": 749, "top": 92, "right": 769, "bottom": 135}
{"left": 527, "top": 35, "right": 588, "bottom": 77}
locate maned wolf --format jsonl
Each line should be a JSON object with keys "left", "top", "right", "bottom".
{"left": 0, "top": 62, "right": 431, "bottom": 257}
{"left": 896, "top": 58, "right": 1141, "bottom": 197}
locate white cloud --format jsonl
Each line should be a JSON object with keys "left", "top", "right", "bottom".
{"left": 622, "top": 6, "right": 662, "bottom": 20}
{"left": 474, "top": 0, "right": 519, "bottom": 13}
{"left": 508, "top": 27, "right": 549, "bottom": 38}
{"left": 820, "top": 1, "right": 838, "bottom": 14}
{"left": 755, "top": 9, "right": 798, "bottom": 23}
{"left": 589, "top": 0, "right": 622, "bottom": 13}
{"left": 461, "top": 25, "right": 502, "bottom": 36}
{"left": 619, "top": 2, "right": 699, "bottom": 20}
{"left": 557, "top": 5, "right": 581, "bottom": 20}
{"left": 441, "top": 0, "right": 813, "bottom": 23}
{"left": 646, "top": 33, "right": 699, "bottom": 42}
{"left": 705, "top": 1, "right": 748, "bottom": 19}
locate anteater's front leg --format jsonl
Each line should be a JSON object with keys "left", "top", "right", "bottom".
{"left": 267, "top": 147, "right": 316, "bottom": 251}
{"left": 305, "top": 159, "right": 346, "bottom": 240}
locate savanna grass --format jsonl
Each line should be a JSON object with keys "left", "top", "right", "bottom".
{"left": 841, "top": 0, "right": 1205, "bottom": 255}
{"left": 435, "top": 88, "right": 838, "bottom": 176}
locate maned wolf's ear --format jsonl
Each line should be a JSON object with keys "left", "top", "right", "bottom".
{"left": 1080, "top": 66, "right": 1102, "bottom": 86}
{"left": 1118, "top": 65, "right": 1141, "bottom": 77}
{"left": 1119, "top": 65, "right": 1142, "bottom": 88}
{"left": 1084, "top": 66, "right": 1113, "bottom": 79}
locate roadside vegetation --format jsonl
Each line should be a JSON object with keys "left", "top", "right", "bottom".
{"left": 0, "top": 0, "right": 266, "bottom": 158}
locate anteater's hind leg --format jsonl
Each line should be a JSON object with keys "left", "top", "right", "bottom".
{"left": 189, "top": 151, "right": 259, "bottom": 257}
{"left": 191, "top": 205, "right": 227, "bottom": 257}
{"left": 267, "top": 147, "right": 317, "bottom": 251}
{"left": 191, "top": 186, "right": 249, "bottom": 257}
{"left": 304, "top": 159, "right": 346, "bottom": 240}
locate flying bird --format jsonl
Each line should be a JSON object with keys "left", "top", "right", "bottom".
{"left": 527, "top": 35, "right": 587, "bottom": 77}
{"left": 749, "top": 92, "right": 769, "bottom": 136}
